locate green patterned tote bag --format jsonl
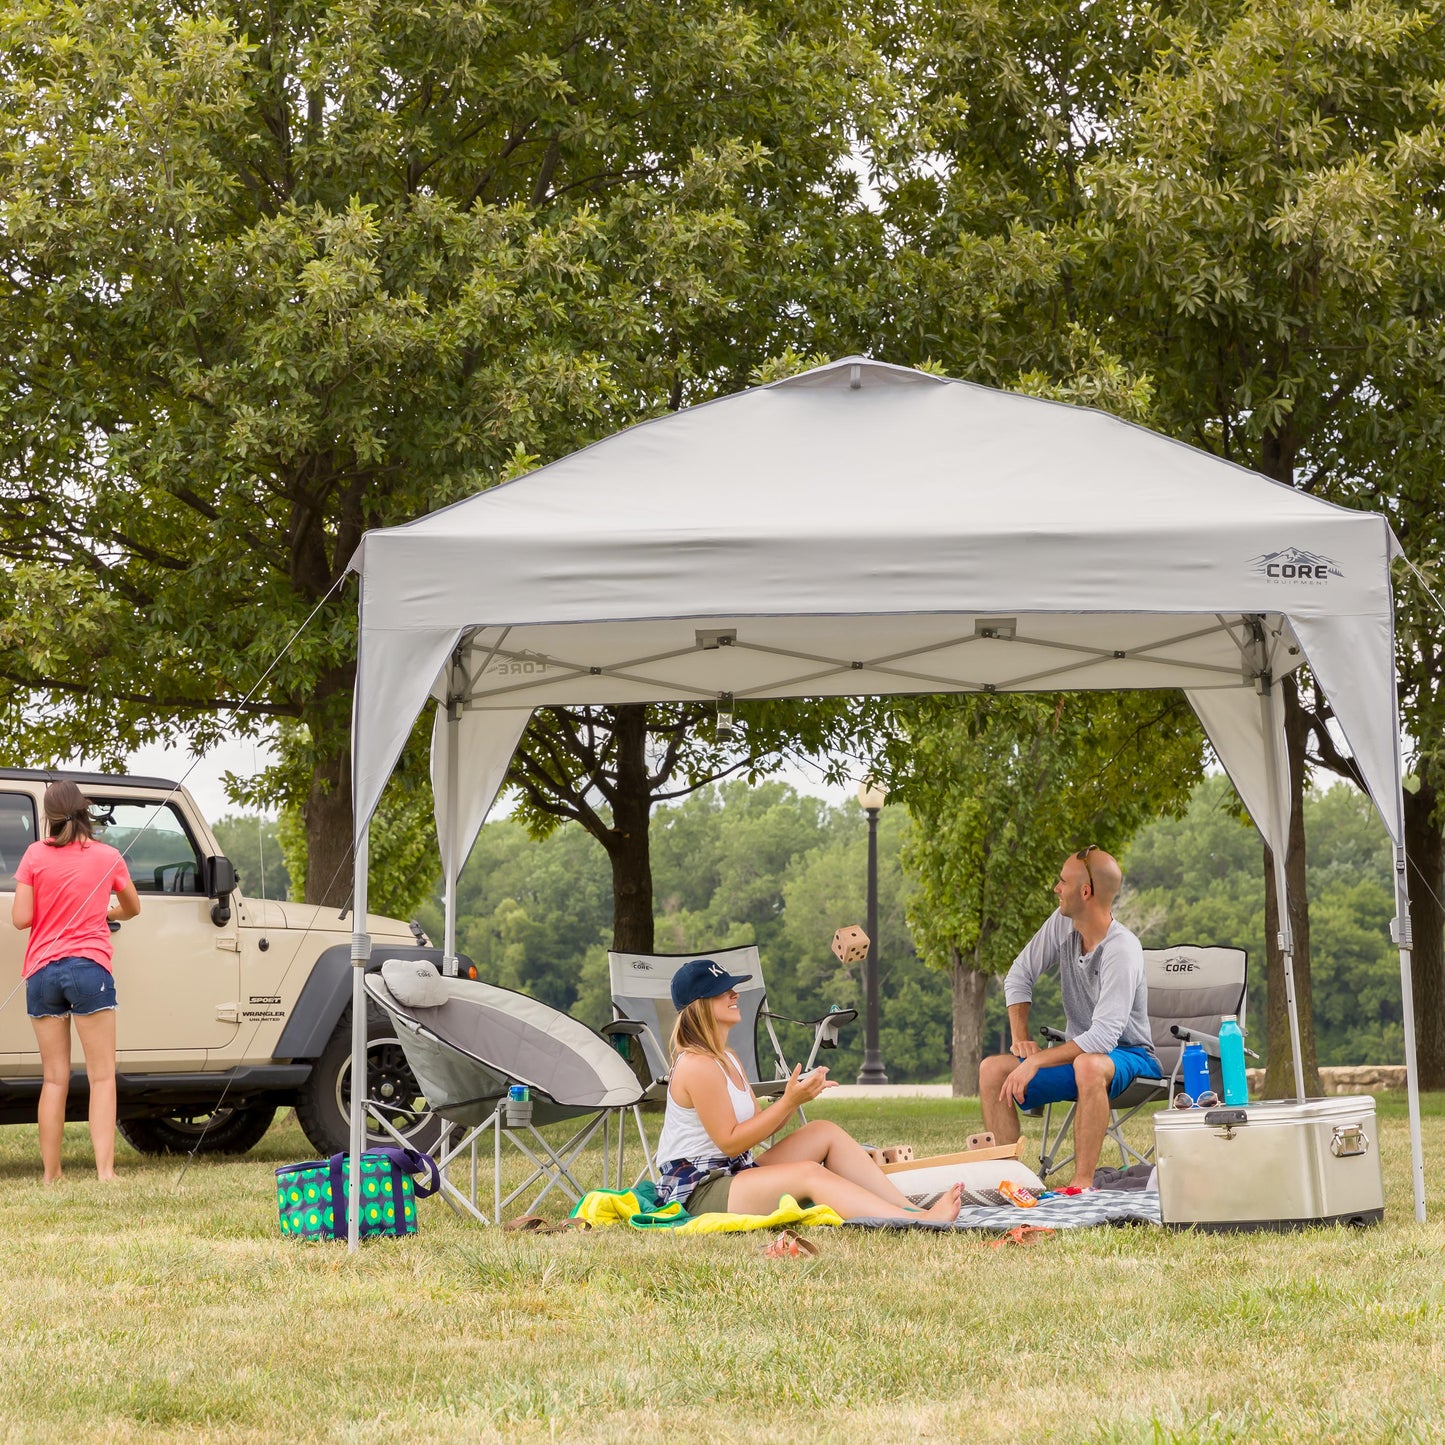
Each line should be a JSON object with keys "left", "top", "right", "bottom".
{"left": 276, "top": 1148, "right": 440, "bottom": 1242}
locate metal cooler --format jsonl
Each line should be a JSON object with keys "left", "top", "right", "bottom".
{"left": 1153, "top": 1095, "right": 1384, "bottom": 1231}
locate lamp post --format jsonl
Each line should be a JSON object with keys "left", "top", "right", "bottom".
{"left": 856, "top": 780, "right": 889, "bottom": 1085}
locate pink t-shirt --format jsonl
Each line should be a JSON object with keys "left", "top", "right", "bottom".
{"left": 15, "top": 839, "right": 131, "bottom": 978}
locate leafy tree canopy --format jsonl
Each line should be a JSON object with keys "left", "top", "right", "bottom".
{"left": 0, "top": 0, "right": 894, "bottom": 905}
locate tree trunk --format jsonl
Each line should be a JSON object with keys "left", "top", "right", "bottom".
{"left": 1261, "top": 675, "right": 1322, "bottom": 1097}
{"left": 299, "top": 654, "right": 358, "bottom": 909}
{"left": 950, "top": 947, "right": 990, "bottom": 1098}
{"left": 606, "top": 703, "right": 655, "bottom": 953}
{"left": 303, "top": 745, "right": 353, "bottom": 908}
{"left": 1403, "top": 772, "right": 1445, "bottom": 1089}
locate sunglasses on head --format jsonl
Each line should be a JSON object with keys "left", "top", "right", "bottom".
{"left": 1075, "top": 844, "right": 1099, "bottom": 890}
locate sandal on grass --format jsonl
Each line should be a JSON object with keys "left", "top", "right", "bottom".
{"left": 989, "top": 1225, "right": 1055, "bottom": 1248}
{"left": 762, "top": 1229, "right": 819, "bottom": 1259}
{"left": 503, "top": 1215, "right": 549, "bottom": 1232}
{"left": 542, "top": 1218, "right": 592, "bottom": 1234}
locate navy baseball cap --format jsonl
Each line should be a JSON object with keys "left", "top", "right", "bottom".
{"left": 671, "top": 957, "right": 753, "bottom": 1010}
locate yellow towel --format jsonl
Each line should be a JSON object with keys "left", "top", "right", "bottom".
{"left": 571, "top": 1188, "right": 680, "bottom": 1229}
{"left": 570, "top": 1187, "right": 843, "bottom": 1234}
{"left": 678, "top": 1194, "right": 844, "bottom": 1234}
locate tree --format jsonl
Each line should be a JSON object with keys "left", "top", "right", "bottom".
{"left": 1124, "top": 775, "right": 1403, "bottom": 1068}
{"left": 1063, "top": 0, "right": 1445, "bottom": 1093}
{"left": 0, "top": 0, "right": 893, "bottom": 905}
{"left": 422, "top": 779, "right": 954, "bottom": 1080}
{"left": 210, "top": 813, "right": 291, "bottom": 901}
{"left": 505, "top": 699, "right": 857, "bottom": 952}
{"left": 1324, "top": 382, "right": 1445, "bottom": 1086}
{"left": 877, "top": 692, "right": 1204, "bottom": 1096}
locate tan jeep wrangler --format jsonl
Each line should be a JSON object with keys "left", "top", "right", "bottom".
{"left": 0, "top": 768, "right": 446, "bottom": 1157}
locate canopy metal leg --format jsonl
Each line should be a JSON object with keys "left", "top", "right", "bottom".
{"left": 1394, "top": 855, "right": 1427, "bottom": 1222}
{"left": 1259, "top": 680, "right": 1306, "bottom": 1102}
{"left": 441, "top": 699, "right": 461, "bottom": 977}
{"left": 347, "top": 825, "right": 371, "bottom": 1253}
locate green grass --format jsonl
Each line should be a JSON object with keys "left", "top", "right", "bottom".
{"left": 1, "top": 1095, "right": 1442, "bottom": 1442}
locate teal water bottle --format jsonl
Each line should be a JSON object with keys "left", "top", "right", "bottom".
{"left": 1219, "top": 1015, "right": 1248, "bottom": 1105}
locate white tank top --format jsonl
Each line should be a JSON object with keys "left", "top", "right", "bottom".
{"left": 655, "top": 1051, "right": 757, "bottom": 1166}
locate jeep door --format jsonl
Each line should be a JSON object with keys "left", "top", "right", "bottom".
{"left": 0, "top": 791, "right": 41, "bottom": 1059}
{"left": 86, "top": 797, "right": 240, "bottom": 1056}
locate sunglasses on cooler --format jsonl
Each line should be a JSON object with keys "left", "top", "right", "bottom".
{"left": 1171, "top": 1090, "right": 1222, "bottom": 1110}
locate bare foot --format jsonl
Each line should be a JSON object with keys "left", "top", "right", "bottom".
{"left": 96, "top": 1171, "right": 118, "bottom": 1182}
{"left": 922, "top": 1184, "right": 963, "bottom": 1223}
{"left": 43, "top": 1173, "right": 64, "bottom": 1186}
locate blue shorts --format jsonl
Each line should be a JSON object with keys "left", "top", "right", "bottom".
{"left": 26, "top": 957, "right": 117, "bottom": 1019}
{"left": 1019, "top": 1045, "right": 1161, "bottom": 1111}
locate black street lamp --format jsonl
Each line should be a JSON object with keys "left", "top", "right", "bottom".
{"left": 856, "top": 779, "right": 889, "bottom": 1085}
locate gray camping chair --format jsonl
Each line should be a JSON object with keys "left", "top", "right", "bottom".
{"left": 363, "top": 968, "right": 649, "bottom": 1224}
{"left": 604, "top": 944, "right": 856, "bottom": 1172}
{"left": 1031, "top": 944, "right": 1249, "bottom": 1179}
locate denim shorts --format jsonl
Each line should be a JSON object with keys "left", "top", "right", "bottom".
{"left": 26, "top": 957, "right": 118, "bottom": 1019}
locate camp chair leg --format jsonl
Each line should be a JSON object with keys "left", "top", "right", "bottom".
{"left": 365, "top": 1101, "right": 492, "bottom": 1224}
{"left": 1106, "top": 1104, "right": 1155, "bottom": 1170}
{"left": 1035, "top": 1100, "right": 1078, "bottom": 1180}
{"left": 507, "top": 1114, "right": 607, "bottom": 1213}
{"left": 495, "top": 1110, "right": 503, "bottom": 1223}
{"left": 631, "top": 1105, "right": 658, "bottom": 1183}
{"left": 494, "top": 1116, "right": 597, "bottom": 1217}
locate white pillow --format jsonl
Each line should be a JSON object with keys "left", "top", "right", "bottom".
{"left": 381, "top": 958, "right": 449, "bottom": 1009}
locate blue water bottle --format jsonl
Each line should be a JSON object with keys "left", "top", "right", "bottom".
{"left": 1219, "top": 1015, "right": 1249, "bottom": 1105}
{"left": 1181, "top": 1042, "right": 1210, "bottom": 1103}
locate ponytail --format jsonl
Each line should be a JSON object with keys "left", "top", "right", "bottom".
{"left": 43, "top": 780, "right": 94, "bottom": 848}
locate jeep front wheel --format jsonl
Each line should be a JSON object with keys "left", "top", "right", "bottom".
{"left": 295, "top": 1012, "right": 442, "bottom": 1157}
{"left": 118, "top": 1103, "right": 277, "bottom": 1156}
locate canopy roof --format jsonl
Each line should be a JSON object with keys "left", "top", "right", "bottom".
{"left": 350, "top": 356, "right": 1403, "bottom": 873}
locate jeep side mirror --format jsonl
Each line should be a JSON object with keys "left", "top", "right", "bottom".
{"left": 204, "top": 855, "right": 237, "bottom": 926}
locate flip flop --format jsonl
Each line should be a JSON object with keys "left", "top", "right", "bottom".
{"left": 540, "top": 1218, "right": 593, "bottom": 1234}
{"left": 762, "top": 1229, "right": 819, "bottom": 1259}
{"left": 503, "top": 1214, "right": 549, "bottom": 1232}
{"left": 989, "top": 1225, "right": 1055, "bottom": 1248}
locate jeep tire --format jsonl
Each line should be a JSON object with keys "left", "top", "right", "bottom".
{"left": 118, "top": 1102, "right": 277, "bottom": 1156}
{"left": 295, "top": 1010, "right": 442, "bottom": 1157}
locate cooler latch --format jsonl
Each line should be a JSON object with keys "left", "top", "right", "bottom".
{"left": 1203, "top": 1107, "right": 1248, "bottom": 1140}
{"left": 1330, "top": 1124, "right": 1370, "bottom": 1158}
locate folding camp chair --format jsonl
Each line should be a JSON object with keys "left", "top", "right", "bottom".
{"left": 1031, "top": 944, "right": 1248, "bottom": 1179}
{"left": 604, "top": 944, "right": 856, "bottom": 1172}
{"left": 362, "top": 967, "right": 650, "bottom": 1225}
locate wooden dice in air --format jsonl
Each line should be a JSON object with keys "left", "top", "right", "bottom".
{"left": 831, "top": 925, "right": 870, "bottom": 964}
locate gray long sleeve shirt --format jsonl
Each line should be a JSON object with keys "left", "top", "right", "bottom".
{"left": 1003, "top": 910, "right": 1155, "bottom": 1058}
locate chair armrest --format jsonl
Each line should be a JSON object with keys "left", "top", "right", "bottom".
{"left": 1039, "top": 1025, "right": 1067, "bottom": 1044}
{"left": 601, "top": 1019, "right": 666, "bottom": 1086}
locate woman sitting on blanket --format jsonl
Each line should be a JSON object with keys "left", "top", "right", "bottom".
{"left": 653, "top": 958, "right": 962, "bottom": 1223}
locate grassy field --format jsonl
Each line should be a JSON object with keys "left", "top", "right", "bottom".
{"left": 0, "top": 1094, "right": 1442, "bottom": 1443}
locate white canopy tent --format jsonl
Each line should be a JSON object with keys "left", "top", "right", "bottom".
{"left": 344, "top": 357, "right": 1425, "bottom": 1245}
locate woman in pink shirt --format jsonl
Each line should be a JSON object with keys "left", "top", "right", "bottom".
{"left": 12, "top": 781, "right": 141, "bottom": 1182}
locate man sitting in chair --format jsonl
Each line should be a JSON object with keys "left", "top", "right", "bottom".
{"left": 978, "top": 846, "right": 1161, "bottom": 1188}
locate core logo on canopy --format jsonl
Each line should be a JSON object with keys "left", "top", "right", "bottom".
{"left": 1248, "top": 547, "right": 1343, "bottom": 583}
